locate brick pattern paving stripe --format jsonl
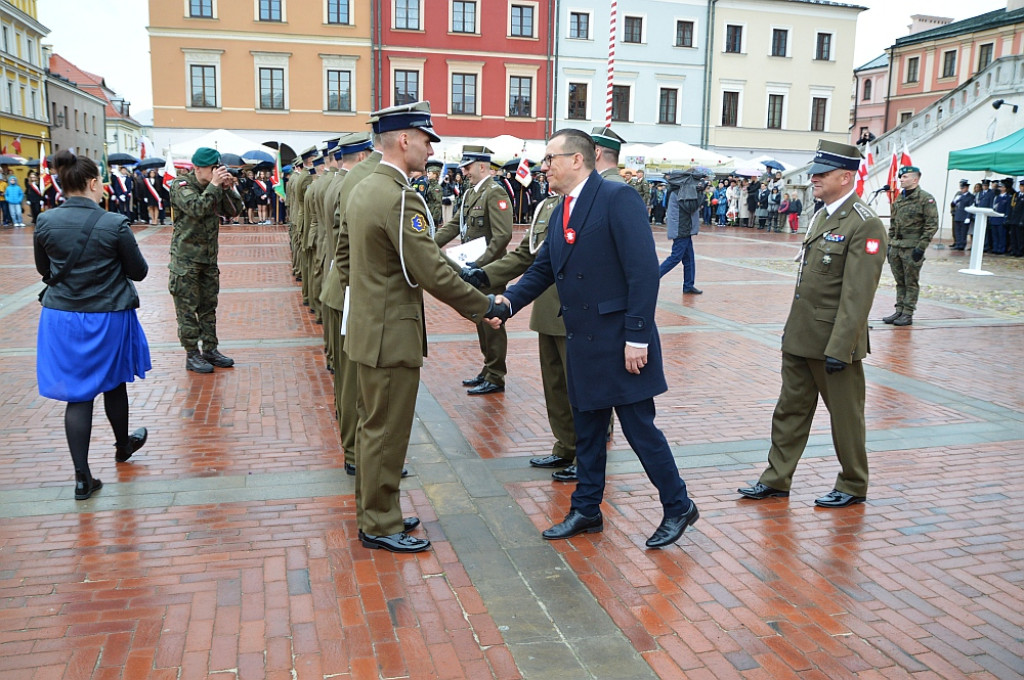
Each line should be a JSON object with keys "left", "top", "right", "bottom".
{"left": 1, "top": 219, "right": 1021, "bottom": 679}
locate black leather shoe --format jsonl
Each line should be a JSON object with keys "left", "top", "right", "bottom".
{"left": 814, "top": 489, "right": 866, "bottom": 508}
{"left": 882, "top": 310, "right": 903, "bottom": 324}
{"left": 542, "top": 509, "right": 603, "bottom": 540}
{"left": 467, "top": 380, "right": 504, "bottom": 395}
{"left": 202, "top": 349, "right": 235, "bottom": 368}
{"left": 360, "top": 532, "right": 431, "bottom": 553}
{"left": 552, "top": 464, "right": 577, "bottom": 482}
{"left": 115, "top": 427, "right": 148, "bottom": 462}
{"left": 646, "top": 501, "right": 699, "bottom": 548}
{"left": 461, "top": 374, "right": 485, "bottom": 387}
{"left": 529, "top": 454, "right": 571, "bottom": 468}
{"left": 74, "top": 473, "right": 103, "bottom": 501}
{"left": 403, "top": 517, "right": 421, "bottom": 532}
{"left": 345, "top": 463, "right": 409, "bottom": 478}
{"left": 737, "top": 482, "right": 789, "bottom": 500}
{"left": 683, "top": 287, "right": 703, "bottom": 295}
{"left": 186, "top": 351, "right": 214, "bottom": 373}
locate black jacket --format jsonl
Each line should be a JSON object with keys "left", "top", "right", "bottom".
{"left": 34, "top": 196, "right": 148, "bottom": 312}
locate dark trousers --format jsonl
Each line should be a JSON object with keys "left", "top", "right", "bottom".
{"left": 952, "top": 220, "right": 970, "bottom": 249}
{"left": 990, "top": 223, "right": 1007, "bottom": 254}
{"left": 658, "top": 236, "right": 695, "bottom": 290}
{"left": 1008, "top": 223, "right": 1024, "bottom": 257}
{"left": 570, "top": 398, "right": 689, "bottom": 518}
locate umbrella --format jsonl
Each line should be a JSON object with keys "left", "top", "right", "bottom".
{"left": 243, "top": 150, "right": 274, "bottom": 163}
{"left": 108, "top": 152, "right": 139, "bottom": 165}
{"left": 138, "top": 157, "right": 166, "bottom": 171}
{"left": 261, "top": 141, "right": 296, "bottom": 164}
{"left": 219, "top": 153, "right": 244, "bottom": 167}
{"left": 0, "top": 154, "right": 27, "bottom": 165}
{"left": 763, "top": 159, "right": 786, "bottom": 171}
{"left": 254, "top": 161, "right": 275, "bottom": 171}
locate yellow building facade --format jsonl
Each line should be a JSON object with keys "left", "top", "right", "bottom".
{"left": 0, "top": 0, "right": 49, "bottom": 165}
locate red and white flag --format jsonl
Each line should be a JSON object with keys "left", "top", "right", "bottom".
{"left": 855, "top": 142, "right": 874, "bottom": 197}
{"left": 39, "top": 143, "right": 48, "bottom": 193}
{"left": 162, "top": 157, "right": 176, "bottom": 191}
{"left": 886, "top": 151, "right": 900, "bottom": 204}
{"left": 514, "top": 157, "right": 532, "bottom": 187}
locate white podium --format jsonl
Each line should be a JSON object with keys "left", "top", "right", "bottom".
{"left": 960, "top": 206, "right": 1003, "bottom": 276}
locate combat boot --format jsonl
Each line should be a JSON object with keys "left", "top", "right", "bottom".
{"left": 202, "top": 349, "right": 235, "bottom": 368}
{"left": 882, "top": 310, "right": 903, "bottom": 324}
{"left": 186, "top": 350, "right": 214, "bottom": 373}
{"left": 892, "top": 313, "right": 913, "bottom": 326}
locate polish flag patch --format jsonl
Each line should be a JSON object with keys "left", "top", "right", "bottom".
{"left": 865, "top": 238, "right": 880, "bottom": 254}
{"left": 498, "top": 200, "right": 508, "bottom": 211}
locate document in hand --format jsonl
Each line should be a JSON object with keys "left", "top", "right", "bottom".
{"left": 446, "top": 237, "right": 487, "bottom": 266}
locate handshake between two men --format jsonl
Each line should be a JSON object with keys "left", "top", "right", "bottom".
{"left": 466, "top": 264, "right": 512, "bottom": 329}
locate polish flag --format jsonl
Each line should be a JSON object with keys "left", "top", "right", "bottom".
{"left": 855, "top": 142, "right": 874, "bottom": 197}
{"left": 886, "top": 150, "right": 900, "bottom": 204}
{"left": 162, "top": 156, "right": 176, "bottom": 191}
{"left": 514, "top": 157, "right": 532, "bottom": 187}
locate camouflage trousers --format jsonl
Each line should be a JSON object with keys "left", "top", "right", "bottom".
{"left": 887, "top": 246, "right": 924, "bottom": 313}
{"left": 168, "top": 262, "right": 220, "bottom": 352}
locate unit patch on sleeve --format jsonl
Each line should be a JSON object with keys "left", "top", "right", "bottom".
{"left": 865, "top": 238, "right": 880, "bottom": 254}
{"left": 497, "top": 200, "right": 508, "bottom": 211}
{"left": 410, "top": 213, "right": 426, "bottom": 233}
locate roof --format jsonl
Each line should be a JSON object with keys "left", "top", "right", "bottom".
{"left": 894, "top": 6, "right": 1024, "bottom": 47}
{"left": 47, "top": 53, "right": 141, "bottom": 126}
{"left": 855, "top": 53, "right": 889, "bottom": 72}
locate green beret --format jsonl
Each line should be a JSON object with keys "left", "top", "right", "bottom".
{"left": 898, "top": 165, "right": 920, "bottom": 177}
{"left": 192, "top": 147, "right": 221, "bottom": 167}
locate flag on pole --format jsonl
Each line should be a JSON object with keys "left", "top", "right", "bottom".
{"left": 514, "top": 157, "right": 532, "bottom": 187}
{"left": 900, "top": 142, "right": 912, "bottom": 168}
{"left": 162, "top": 156, "right": 176, "bottom": 191}
{"left": 12, "top": 137, "right": 22, "bottom": 154}
{"left": 886, "top": 150, "right": 900, "bottom": 204}
{"left": 273, "top": 149, "right": 286, "bottom": 199}
{"left": 855, "top": 142, "right": 874, "bottom": 197}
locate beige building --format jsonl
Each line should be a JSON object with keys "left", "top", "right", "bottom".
{"left": 147, "top": 0, "right": 372, "bottom": 152}
{"left": 0, "top": 0, "right": 48, "bottom": 165}
{"left": 704, "top": 0, "right": 865, "bottom": 165}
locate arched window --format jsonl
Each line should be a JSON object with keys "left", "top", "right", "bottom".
{"left": 862, "top": 79, "right": 872, "bottom": 101}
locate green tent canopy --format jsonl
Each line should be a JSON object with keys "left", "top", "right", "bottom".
{"left": 947, "top": 127, "right": 1024, "bottom": 175}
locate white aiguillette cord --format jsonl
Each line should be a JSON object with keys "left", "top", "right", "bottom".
{"left": 398, "top": 189, "right": 436, "bottom": 289}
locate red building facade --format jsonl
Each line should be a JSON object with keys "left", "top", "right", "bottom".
{"left": 373, "top": 0, "right": 555, "bottom": 140}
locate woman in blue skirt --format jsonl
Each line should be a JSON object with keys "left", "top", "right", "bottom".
{"left": 35, "top": 150, "right": 152, "bottom": 500}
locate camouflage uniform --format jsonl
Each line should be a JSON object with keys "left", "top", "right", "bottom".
{"left": 887, "top": 187, "right": 938, "bottom": 315}
{"left": 425, "top": 178, "right": 443, "bottom": 227}
{"left": 168, "top": 172, "right": 243, "bottom": 352}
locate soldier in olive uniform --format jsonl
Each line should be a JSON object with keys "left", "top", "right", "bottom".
{"left": 345, "top": 102, "right": 504, "bottom": 553}
{"left": 299, "top": 154, "right": 327, "bottom": 315}
{"left": 592, "top": 127, "right": 626, "bottom": 183}
{"left": 168, "top": 147, "right": 245, "bottom": 373}
{"left": 631, "top": 169, "right": 651, "bottom": 216}
{"left": 739, "top": 140, "right": 887, "bottom": 508}
{"left": 287, "top": 148, "right": 316, "bottom": 279}
{"left": 434, "top": 146, "right": 514, "bottom": 395}
{"left": 425, "top": 161, "right": 444, "bottom": 227}
{"left": 883, "top": 166, "right": 938, "bottom": 327}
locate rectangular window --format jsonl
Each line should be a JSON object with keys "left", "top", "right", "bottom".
{"left": 977, "top": 43, "right": 993, "bottom": 71}
{"left": 767, "top": 94, "right": 784, "bottom": 129}
{"left": 658, "top": 88, "right": 677, "bottom": 124}
{"left": 509, "top": 76, "right": 532, "bottom": 117}
{"left": 452, "top": 1, "right": 476, "bottom": 33}
{"left": 190, "top": 64, "right": 217, "bottom": 107}
{"left": 1, "top": 26, "right": 7, "bottom": 53}
{"left": 815, "top": 33, "right": 832, "bottom": 60}
{"left": 259, "top": 0, "right": 282, "bottom": 21}
{"left": 569, "top": 12, "right": 589, "bottom": 39}
{"left": 326, "top": 69, "right": 352, "bottom": 111}
{"left": 862, "top": 79, "right": 872, "bottom": 101}
{"left": 259, "top": 67, "right": 285, "bottom": 109}
{"left": 810, "top": 97, "right": 827, "bottom": 131}
{"left": 568, "top": 82, "right": 587, "bottom": 120}
{"left": 725, "top": 25, "right": 742, "bottom": 53}
{"left": 26, "top": 37, "right": 34, "bottom": 64}
{"left": 190, "top": 0, "right": 213, "bottom": 17}
{"left": 611, "top": 85, "right": 630, "bottom": 122}
{"left": 906, "top": 56, "right": 919, "bottom": 83}
{"left": 900, "top": 111, "right": 912, "bottom": 123}
{"left": 942, "top": 50, "right": 956, "bottom": 78}
{"left": 676, "top": 21, "right": 693, "bottom": 48}
{"left": 451, "top": 73, "right": 476, "bottom": 114}
{"left": 394, "top": 69, "right": 419, "bottom": 105}
{"left": 771, "top": 28, "right": 787, "bottom": 57}
{"left": 511, "top": 5, "right": 533, "bottom": 37}
{"left": 395, "top": 0, "right": 420, "bottom": 29}
{"left": 327, "top": 0, "right": 350, "bottom": 24}
{"left": 722, "top": 91, "right": 738, "bottom": 126}
{"left": 623, "top": 16, "right": 642, "bottom": 44}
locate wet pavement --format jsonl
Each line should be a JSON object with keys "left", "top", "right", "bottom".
{"left": 1, "top": 220, "right": 1021, "bottom": 679}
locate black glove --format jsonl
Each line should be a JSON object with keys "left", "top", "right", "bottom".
{"left": 912, "top": 247, "right": 925, "bottom": 262}
{"left": 484, "top": 294, "right": 511, "bottom": 322}
{"left": 824, "top": 356, "right": 846, "bottom": 374}
{"left": 460, "top": 267, "right": 490, "bottom": 289}
{"left": 464, "top": 261, "right": 477, "bottom": 269}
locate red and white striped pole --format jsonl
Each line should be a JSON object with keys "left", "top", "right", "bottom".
{"left": 605, "top": 1, "right": 617, "bottom": 125}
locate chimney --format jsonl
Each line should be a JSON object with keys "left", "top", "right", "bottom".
{"left": 907, "top": 15, "right": 953, "bottom": 35}
{"left": 1008, "top": 0, "right": 1024, "bottom": 12}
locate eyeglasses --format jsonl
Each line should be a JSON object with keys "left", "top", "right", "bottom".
{"left": 541, "top": 152, "right": 576, "bottom": 166}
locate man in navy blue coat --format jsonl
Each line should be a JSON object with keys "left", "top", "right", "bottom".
{"left": 489, "top": 129, "right": 699, "bottom": 549}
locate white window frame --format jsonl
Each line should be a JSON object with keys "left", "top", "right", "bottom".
{"left": 765, "top": 84, "right": 790, "bottom": 130}
{"left": 723, "top": 23, "right": 745, "bottom": 54}
{"left": 940, "top": 49, "right": 957, "bottom": 79}
{"left": 321, "top": 53, "right": 359, "bottom": 114}
{"left": 184, "top": 0, "right": 218, "bottom": 19}
{"left": 808, "top": 87, "right": 832, "bottom": 132}
{"left": 610, "top": 72, "right": 637, "bottom": 123}
{"left": 505, "top": 62, "right": 539, "bottom": 120}
{"left": 567, "top": 9, "right": 592, "bottom": 41}
{"left": 814, "top": 31, "right": 834, "bottom": 62}
{"left": 508, "top": 1, "right": 538, "bottom": 40}
{"left": 769, "top": 25, "right": 790, "bottom": 58}
{"left": 252, "top": 51, "right": 291, "bottom": 112}
{"left": 392, "top": 0, "right": 423, "bottom": 30}
{"left": 904, "top": 55, "right": 920, "bottom": 83}
{"left": 449, "top": 0, "right": 481, "bottom": 35}
{"left": 720, "top": 79, "right": 744, "bottom": 127}
{"left": 324, "top": 0, "right": 352, "bottom": 25}
{"left": 183, "top": 48, "right": 223, "bottom": 110}
{"left": 674, "top": 17, "right": 699, "bottom": 49}
{"left": 390, "top": 56, "right": 425, "bottom": 108}
{"left": 621, "top": 14, "right": 646, "bottom": 45}
{"left": 254, "top": 0, "right": 287, "bottom": 22}
{"left": 563, "top": 69, "right": 594, "bottom": 121}
{"left": 657, "top": 87, "right": 681, "bottom": 125}
{"left": 447, "top": 60, "right": 483, "bottom": 117}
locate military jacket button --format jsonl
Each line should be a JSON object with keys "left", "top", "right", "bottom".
{"left": 557, "top": 273, "right": 564, "bottom": 280}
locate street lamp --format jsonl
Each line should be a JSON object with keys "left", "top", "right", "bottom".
{"left": 992, "top": 99, "right": 1019, "bottom": 113}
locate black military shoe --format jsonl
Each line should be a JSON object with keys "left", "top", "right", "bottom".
{"left": 737, "top": 482, "right": 789, "bottom": 500}
{"left": 462, "top": 374, "right": 485, "bottom": 387}
{"left": 202, "top": 349, "right": 235, "bottom": 367}
{"left": 814, "top": 489, "right": 866, "bottom": 508}
{"left": 115, "top": 427, "right": 148, "bottom": 462}
{"left": 360, "top": 532, "right": 431, "bottom": 553}
{"left": 529, "top": 454, "right": 571, "bottom": 469}
{"left": 467, "top": 380, "right": 504, "bottom": 395}
{"left": 186, "top": 351, "right": 214, "bottom": 373}
{"left": 882, "top": 310, "right": 903, "bottom": 324}
{"left": 542, "top": 509, "right": 603, "bottom": 540}
{"left": 646, "top": 501, "right": 700, "bottom": 548}
{"left": 552, "top": 464, "right": 578, "bottom": 482}
{"left": 892, "top": 313, "right": 913, "bottom": 326}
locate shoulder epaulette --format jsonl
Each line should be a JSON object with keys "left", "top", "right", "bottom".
{"left": 853, "top": 202, "right": 875, "bottom": 221}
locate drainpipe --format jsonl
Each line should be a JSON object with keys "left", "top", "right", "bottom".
{"left": 701, "top": 0, "right": 717, "bottom": 148}
{"left": 547, "top": 0, "right": 557, "bottom": 138}
{"left": 883, "top": 47, "right": 894, "bottom": 135}
{"left": 371, "top": 0, "right": 382, "bottom": 110}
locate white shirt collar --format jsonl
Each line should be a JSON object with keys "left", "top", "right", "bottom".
{"left": 825, "top": 189, "right": 857, "bottom": 216}
{"left": 473, "top": 175, "right": 490, "bottom": 192}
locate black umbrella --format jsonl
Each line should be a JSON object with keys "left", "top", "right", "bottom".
{"left": 138, "top": 157, "right": 166, "bottom": 171}
{"left": 262, "top": 141, "right": 296, "bottom": 164}
{"left": 219, "top": 153, "right": 244, "bottom": 167}
{"left": 254, "top": 161, "right": 275, "bottom": 171}
{"left": 0, "top": 154, "right": 27, "bottom": 165}
{"left": 108, "top": 152, "right": 139, "bottom": 165}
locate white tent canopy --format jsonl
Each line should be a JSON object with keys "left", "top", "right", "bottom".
{"left": 165, "top": 129, "right": 278, "bottom": 160}
{"left": 642, "top": 141, "right": 735, "bottom": 170}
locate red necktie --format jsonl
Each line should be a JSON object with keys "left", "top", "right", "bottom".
{"left": 562, "top": 195, "right": 576, "bottom": 244}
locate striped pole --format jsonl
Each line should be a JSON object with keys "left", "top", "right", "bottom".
{"left": 605, "top": 0, "right": 617, "bottom": 124}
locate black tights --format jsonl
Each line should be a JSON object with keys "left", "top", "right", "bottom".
{"left": 65, "top": 383, "right": 129, "bottom": 479}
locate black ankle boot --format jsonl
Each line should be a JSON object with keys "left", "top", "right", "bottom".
{"left": 75, "top": 471, "right": 103, "bottom": 500}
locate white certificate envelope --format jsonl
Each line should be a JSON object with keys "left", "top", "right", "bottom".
{"left": 446, "top": 237, "right": 487, "bottom": 266}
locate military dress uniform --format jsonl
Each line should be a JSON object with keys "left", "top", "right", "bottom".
{"left": 299, "top": 159, "right": 326, "bottom": 314}
{"left": 168, "top": 154, "right": 244, "bottom": 370}
{"left": 435, "top": 159, "right": 514, "bottom": 393}
{"left": 317, "top": 162, "right": 348, "bottom": 371}
{"left": 886, "top": 172, "right": 938, "bottom": 325}
{"left": 345, "top": 104, "right": 493, "bottom": 550}
{"left": 601, "top": 168, "right": 625, "bottom": 183}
